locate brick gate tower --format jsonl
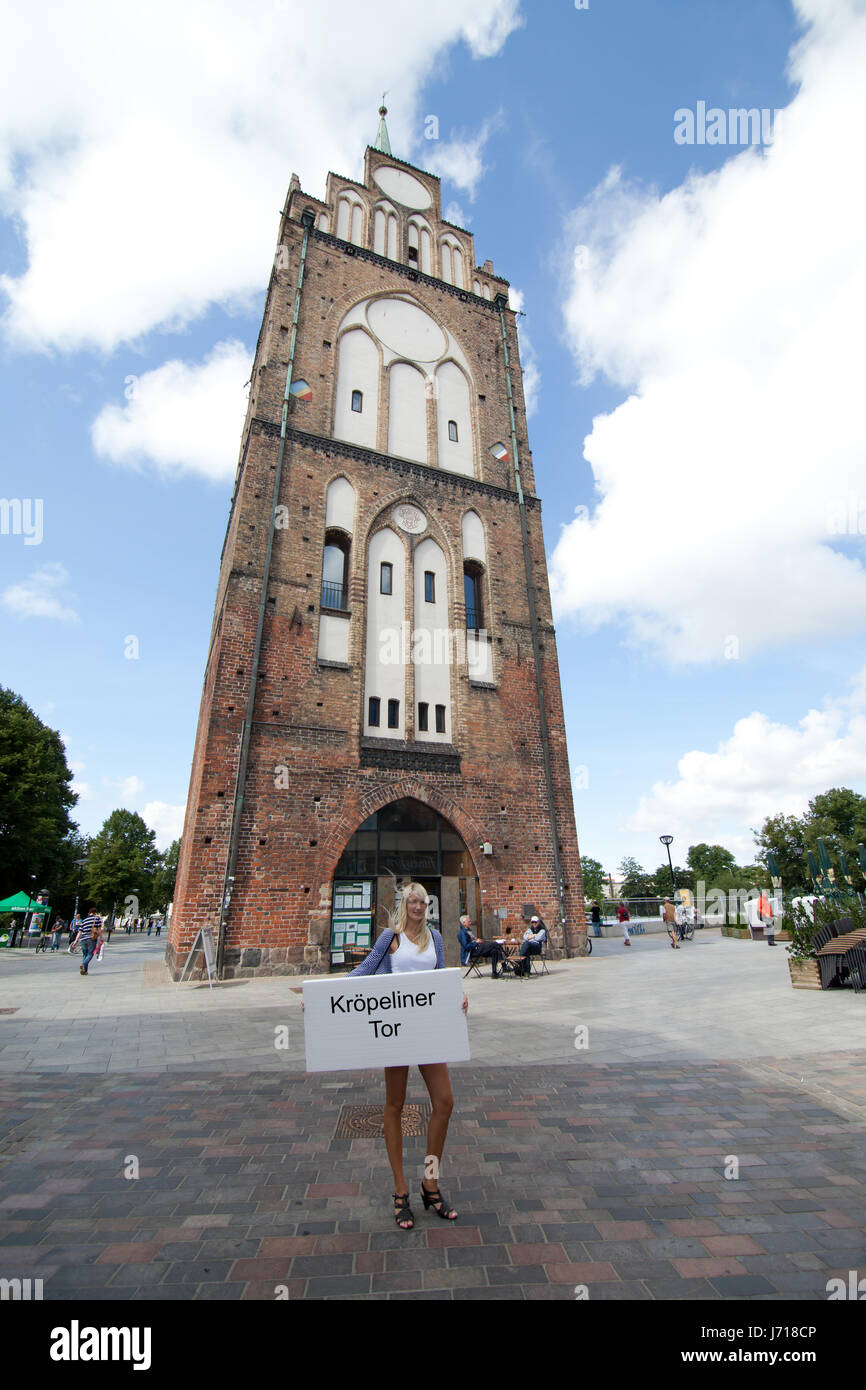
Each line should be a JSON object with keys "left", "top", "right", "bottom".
{"left": 167, "top": 109, "right": 587, "bottom": 980}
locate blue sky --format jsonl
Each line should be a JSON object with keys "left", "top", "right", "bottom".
{"left": 1, "top": 0, "right": 864, "bottom": 881}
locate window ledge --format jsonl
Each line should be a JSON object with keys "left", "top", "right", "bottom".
{"left": 468, "top": 680, "right": 498, "bottom": 691}
{"left": 318, "top": 659, "right": 351, "bottom": 671}
{"left": 320, "top": 606, "right": 351, "bottom": 618}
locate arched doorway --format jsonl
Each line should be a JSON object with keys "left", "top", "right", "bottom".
{"left": 329, "top": 797, "right": 479, "bottom": 969}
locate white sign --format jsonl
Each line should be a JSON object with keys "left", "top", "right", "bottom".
{"left": 302, "top": 968, "right": 469, "bottom": 1073}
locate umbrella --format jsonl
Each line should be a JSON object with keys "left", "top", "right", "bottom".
{"left": 0, "top": 892, "right": 51, "bottom": 913}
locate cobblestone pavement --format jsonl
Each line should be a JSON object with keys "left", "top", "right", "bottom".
{"left": 1, "top": 935, "right": 865, "bottom": 1300}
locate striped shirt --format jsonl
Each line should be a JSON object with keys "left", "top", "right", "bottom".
{"left": 75, "top": 914, "right": 101, "bottom": 945}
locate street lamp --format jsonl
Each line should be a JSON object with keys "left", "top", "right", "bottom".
{"left": 72, "top": 859, "right": 89, "bottom": 927}
{"left": 659, "top": 835, "right": 677, "bottom": 900}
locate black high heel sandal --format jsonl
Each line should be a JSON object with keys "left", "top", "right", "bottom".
{"left": 421, "top": 1182, "right": 458, "bottom": 1220}
{"left": 393, "top": 1192, "right": 414, "bottom": 1230}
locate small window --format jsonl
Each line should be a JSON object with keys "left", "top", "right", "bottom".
{"left": 464, "top": 568, "right": 482, "bottom": 630}
{"left": 448, "top": 419, "right": 458, "bottom": 442}
{"left": 380, "top": 562, "right": 392, "bottom": 595}
{"left": 418, "top": 703, "right": 429, "bottom": 732}
{"left": 351, "top": 390, "right": 363, "bottom": 413}
{"left": 424, "top": 571, "right": 435, "bottom": 603}
{"left": 388, "top": 699, "right": 400, "bottom": 729}
{"left": 368, "top": 697, "right": 380, "bottom": 727}
{"left": 407, "top": 246, "right": 419, "bottom": 265}
{"left": 435, "top": 705, "right": 446, "bottom": 734}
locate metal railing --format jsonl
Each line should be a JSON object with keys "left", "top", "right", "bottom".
{"left": 320, "top": 581, "right": 346, "bottom": 610}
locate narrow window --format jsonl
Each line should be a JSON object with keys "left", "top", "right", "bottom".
{"left": 418, "top": 702, "right": 429, "bottom": 732}
{"left": 407, "top": 245, "right": 419, "bottom": 265}
{"left": 435, "top": 705, "right": 446, "bottom": 734}
{"left": 448, "top": 419, "right": 458, "bottom": 442}
{"left": 321, "top": 533, "right": 349, "bottom": 610}
{"left": 387, "top": 699, "right": 399, "bottom": 729}
{"left": 368, "top": 697, "right": 380, "bottom": 727}
{"left": 351, "top": 389, "right": 363, "bottom": 413}
{"left": 464, "top": 567, "right": 482, "bottom": 629}
{"left": 424, "top": 571, "right": 435, "bottom": 603}
{"left": 380, "top": 562, "right": 392, "bottom": 595}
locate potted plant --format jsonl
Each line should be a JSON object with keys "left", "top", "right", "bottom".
{"left": 784, "top": 897, "right": 822, "bottom": 988}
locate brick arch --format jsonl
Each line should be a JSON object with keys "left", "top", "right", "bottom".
{"left": 321, "top": 779, "right": 490, "bottom": 892}
{"left": 357, "top": 492, "right": 460, "bottom": 578}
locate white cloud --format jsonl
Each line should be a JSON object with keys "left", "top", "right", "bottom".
{"left": 71, "top": 780, "right": 92, "bottom": 802}
{"left": 509, "top": 287, "right": 540, "bottom": 417}
{"left": 143, "top": 801, "right": 185, "bottom": 849}
{"left": 105, "top": 775, "right": 145, "bottom": 802}
{"left": 91, "top": 340, "right": 251, "bottom": 482}
{"left": 624, "top": 664, "right": 866, "bottom": 860}
{"left": 1, "top": 562, "right": 79, "bottom": 622}
{"left": 443, "top": 201, "right": 470, "bottom": 227}
{"left": 424, "top": 112, "right": 504, "bottom": 199}
{"left": 551, "top": 0, "right": 866, "bottom": 664}
{"left": 0, "top": 1, "right": 521, "bottom": 353}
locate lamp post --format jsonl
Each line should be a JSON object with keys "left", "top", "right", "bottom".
{"left": 659, "top": 835, "right": 676, "bottom": 897}
{"left": 72, "top": 859, "right": 89, "bottom": 929}
{"left": 21, "top": 874, "right": 36, "bottom": 948}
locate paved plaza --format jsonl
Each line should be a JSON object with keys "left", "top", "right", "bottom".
{"left": 1, "top": 930, "right": 865, "bottom": 1300}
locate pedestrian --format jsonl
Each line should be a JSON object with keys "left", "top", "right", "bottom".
{"left": 663, "top": 897, "right": 679, "bottom": 949}
{"left": 590, "top": 900, "right": 602, "bottom": 937}
{"left": 155, "top": 919, "right": 162, "bottom": 937}
{"left": 9, "top": 917, "right": 21, "bottom": 948}
{"left": 513, "top": 916, "right": 547, "bottom": 975}
{"left": 340, "top": 883, "right": 468, "bottom": 1229}
{"left": 757, "top": 887, "right": 775, "bottom": 945}
{"left": 458, "top": 914, "right": 505, "bottom": 976}
{"left": 50, "top": 918, "right": 65, "bottom": 952}
{"left": 71, "top": 909, "right": 104, "bottom": 976}
{"left": 618, "top": 900, "right": 633, "bottom": 946}
{"left": 147, "top": 917, "right": 153, "bottom": 936}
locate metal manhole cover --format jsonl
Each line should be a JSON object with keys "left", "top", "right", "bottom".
{"left": 0, "top": 1008, "right": 19, "bottom": 1015}
{"left": 334, "top": 1103, "right": 431, "bottom": 1138}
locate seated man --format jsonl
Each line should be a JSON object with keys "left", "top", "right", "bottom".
{"left": 459, "top": 915, "right": 505, "bottom": 977}
{"left": 514, "top": 917, "right": 548, "bottom": 975}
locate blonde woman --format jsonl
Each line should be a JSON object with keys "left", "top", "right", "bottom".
{"left": 348, "top": 884, "right": 468, "bottom": 1231}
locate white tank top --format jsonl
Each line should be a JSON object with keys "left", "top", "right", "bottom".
{"left": 390, "top": 930, "right": 436, "bottom": 973}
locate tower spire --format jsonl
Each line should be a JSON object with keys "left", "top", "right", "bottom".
{"left": 374, "top": 93, "right": 392, "bottom": 155}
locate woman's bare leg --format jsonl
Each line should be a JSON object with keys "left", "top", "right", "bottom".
{"left": 418, "top": 1063, "right": 456, "bottom": 1216}
{"left": 384, "top": 1066, "right": 410, "bottom": 1218}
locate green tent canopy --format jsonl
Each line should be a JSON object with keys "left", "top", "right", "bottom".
{"left": 0, "top": 892, "right": 51, "bottom": 913}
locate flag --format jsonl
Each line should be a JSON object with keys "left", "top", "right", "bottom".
{"left": 489, "top": 441, "right": 509, "bottom": 462}
{"left": 290, "top": 379, "right": 313, "bottom": 401}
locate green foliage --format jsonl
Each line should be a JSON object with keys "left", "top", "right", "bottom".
{"left": 754, "top": 813, "right": 809, "bottom": 890}
{"left": 687, "top": 843, "right": 737, "bottom": 882}
{"left": 580, "top": 855, "right": 605, "bottom": 904}
{"left": 617, "top": 856, "right": 657, "bottom": 899}
{"left": 151, "top": 839, "right": 180, "bottom": 913}
{"left": 755, "top": 789, "right": 866, "bottom": 892}
{"left": 0, "top": 688, "right": 77, "bottom": 892}
{"left": 651, "top": 863, "right": 694, "bottom": 897}
{"left": 84, "top": 809, "right": 161, "bottom": 913}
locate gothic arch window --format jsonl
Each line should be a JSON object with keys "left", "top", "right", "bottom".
{"left": 334, "top": 328, "right": 379, "bottom": 448}
{"left": 413, "top": 536, "right": 450, "bottom": 743}
{"left": 373, "top": 202, "right": 399, "bottom": 260}
{"left": 317, "top": 211, "right": 330, "bottom": 233}
{"left": 463, "top": 563, "right": 484, "bottom": 630}
{"left": 321, "top": 530, "right": 350, "bottom": 611}
{"left": 408, "top": 218, "right": 432, "bottom": 274}
{"left": 440, "top": 238, "right": 464, "bottom": 288}
{"left": 387, "top": 361, "right": 426, "bottom": 463}
{"left": 336, "top": 194, "right": 364, "bottom": 247}
{"left": 364, "top": 527, "right": 405, "bottom": 738}
{"left": 435, "top": 361, "right": 474, "bottom": 475}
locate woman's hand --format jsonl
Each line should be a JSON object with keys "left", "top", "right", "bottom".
{"left": 462, "top": 993, "right": 468, "bottom": 1014}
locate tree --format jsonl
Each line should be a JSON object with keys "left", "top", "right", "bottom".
{"left": 687, "top": 843, "right": 737, "bottom": 886}
{"left": 151, "top": 839, "right": 181, "bottom": 914}
{"left": 754, "top": 812, "right": 809, "bottom": 891}
{"left": 617, "top": 856, "right": 656, "bottom": 899}
{"left": 84, "top": 810, "right": 161, "bottom": 913}
{"left": 0, "top": 688, "right": 77, "bottom": 892}
{"left": 651, "top": 863, "right": 694, "bottom": 898}
{"left": 805, "top": 788, "right": 866, "bottom": 889}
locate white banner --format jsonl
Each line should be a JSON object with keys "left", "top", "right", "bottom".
{"left": 302, "top": 967, "right": 470, "bottom": 1073}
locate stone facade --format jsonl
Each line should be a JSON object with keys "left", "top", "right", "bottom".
{"left": 167, "top": 141, "right": 587, "bottom": 980}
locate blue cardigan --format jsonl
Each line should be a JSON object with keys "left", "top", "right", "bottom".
{"left": 348, "top": 928, "right": 446, "bottom": 976}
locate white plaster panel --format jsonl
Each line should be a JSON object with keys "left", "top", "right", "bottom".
{"left": 374, "top": 208, "right": 386, "bottom": 256}
{"left": 440, "top": 242, "right": 452, "bottom": 285}
{"left": 388, "top": 363, "right": 427, "bottom": 464}
{"left": 467, "top": 632, "right": 493, "bottom": 683}
{"left": 387, "top": 214, "right": 398, "bottom": 261}
{"left": 372, "top": 165, "right": 431, "bottom": 210}
{"left": 336, "top": 197, "right": 351, "bottom": 241}
{"left": 334, "top": 329, "right": 379, "bottom": 449}
{"left": 367, "top": 298, "right": 446, "bottom": 364}
{"left": 436, "top": 361, "right": 474, "bottom": 476}
{"left": 350, "top": 203, "right": 363, "bottom": 246}
{"left": 413, "top": 537, "right": 450, "bottom": 742}
{"left": 420, "top": 228, "right": 431, "bottom": 274}
{"left": 461, "top": 510, "right": 486, "bottom": 564}
{"left": 325, "top": 477, "right": 356, "bottom": 533}
{"left": 318, "top": 613, "right": 350, "bottom": 665}
{"left": 365, "top": 528, "right": 406, "bottom": 737}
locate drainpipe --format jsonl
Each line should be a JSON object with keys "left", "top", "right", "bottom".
{"left": 216, "top": 209, "right": 314, "bottom": 977}
{"left": 494, "top": 294, "right": 569, "bottom": 952}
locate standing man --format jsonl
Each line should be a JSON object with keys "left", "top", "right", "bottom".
{"left": 663, "top": 898, "right": 678, "bottom": 949}
{"left": 590, "top": 901, "right": 602, "bottom": 937}
{"left": 8, "top": 917, "right": 21, "bottom": 948}
{"left": 757, "top": 887, "right": 775, "bottom": 946}
{"left": 72, "top": 909, "right": 103, "bottom": 976}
